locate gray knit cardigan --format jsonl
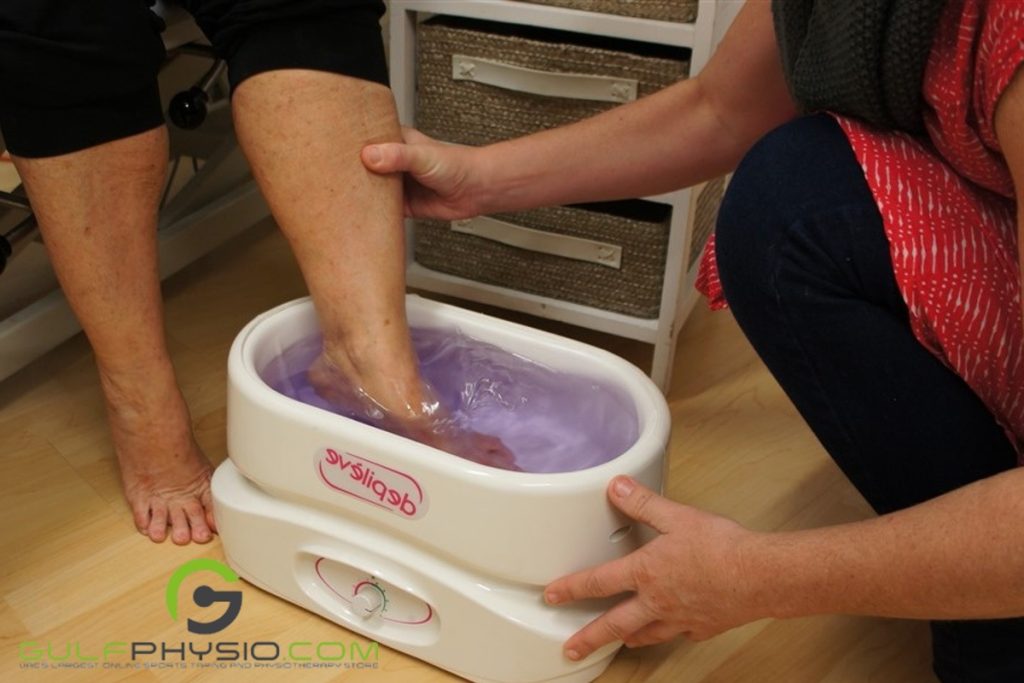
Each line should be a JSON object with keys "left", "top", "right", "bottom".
{"left": 772, "top": 0, "right": 949, "bottom": 133}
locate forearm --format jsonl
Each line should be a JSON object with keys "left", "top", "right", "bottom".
{"left": 746, "top": 466, "right": 1024, "bottom": 621}
{"left": 473, "top": 79, "right": 727, "bottom": 212}
{"left": 471, "top": 0, "right": 797, "bottom": 214}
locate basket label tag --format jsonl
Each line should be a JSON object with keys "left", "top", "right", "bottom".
{"left": 451, "top": 215, "right": 623, "bottom": 268}
{"left": 451, "top": 54, "right": 639, "bottom": 103}
{"left": 316, "top": 448, "right": 428, "bottom": 520}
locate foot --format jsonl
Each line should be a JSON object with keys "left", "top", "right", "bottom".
{"left": 101, "top": 369, "right": 216, "bottom": 545}
{"left": 403, "top": 414, "right": 519, "bottom": 471}
{"left": 308, "top": 351, "right": 519, "bottom": 471}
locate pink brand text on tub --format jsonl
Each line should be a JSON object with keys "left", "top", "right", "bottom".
{"left": 317, "top": 448, "right": 428, "bottom": 519}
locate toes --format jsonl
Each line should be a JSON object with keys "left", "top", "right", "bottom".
{"left": 140, "top": 496, "right": 215, "bottom": 545}
{"left": 147, "top": 503, "right": 169, "bottom": 543}
{"left": 200, "top": 485, "right": 217, "bottom": 532}
{"left": 169, "top": 508, "right": 191, "bottom": 545}
{"left": 132, "top": 502, "right": 151, "bottom": 535}
{"left": 482, "top": 438, "right": 517, "bottom": 470}
{"left": 184, "top": 501, "right": 213, "bottom": 544}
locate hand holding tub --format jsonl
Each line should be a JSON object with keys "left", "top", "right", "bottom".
{"left": 543, "top": 476, "right": 759, "bottom": 659}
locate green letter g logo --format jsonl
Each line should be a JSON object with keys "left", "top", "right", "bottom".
{"left": 166, "top": 559, "right": 243, "bottom": 634}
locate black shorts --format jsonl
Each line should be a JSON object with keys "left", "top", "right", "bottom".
{"left": 0, "top": 0, "right": 387, "bottom": 158}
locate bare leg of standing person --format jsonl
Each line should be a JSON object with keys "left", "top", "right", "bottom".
{"left": 12, "top": 127, "right": 216, "bottom": 544}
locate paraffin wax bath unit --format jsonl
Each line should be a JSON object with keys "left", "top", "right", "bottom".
{"left": 212, "top": 296, "right": 670, "bottom": 683}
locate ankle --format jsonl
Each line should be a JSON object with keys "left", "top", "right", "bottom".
{"left": 319, "top": 338, "right": 427, "bottom": 415}
{"left": 311, "top": 353, "right": 438, "bottom": 426}
{"left": 98, "top": 360, "right": 185, "bottom": 420}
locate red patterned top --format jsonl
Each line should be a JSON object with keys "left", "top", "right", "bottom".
{"left": 696, "top": 0, "right": 1024, "bottom": 452}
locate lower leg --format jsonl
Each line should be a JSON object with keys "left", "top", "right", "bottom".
{"left": 13, "top": 127, "right": 214, "bottom": 544}
{"left": 232, "top": 71, "right": 424, "bottom": 417}
{"left": 231, "top": 70, "right": 512, "bottom": 468}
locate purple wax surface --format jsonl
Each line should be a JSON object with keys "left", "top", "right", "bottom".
{"left": 259, "top": 326, "right": 640, "bottom": 473}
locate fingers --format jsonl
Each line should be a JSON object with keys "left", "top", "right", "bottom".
{"left": 362, "top": 141, "right": 437, "bottom": 177}
{"left": 545, "top": 555, "right": 635, "bottom": 605}
{"left": 361, "top": 143, "right": 398, "bottom": 172}
{"left": 563, "top": 597, "right": 653, "bottom": 662}
{"left": 622, "top": 621, "right": 684, "bottom": 648}
{"left": 363, "top": 128, "right": 454, "bottom": 179}
{"left": 400, "top": 126, "right": 434, "bottom": 144}
{"left": 608, "top": 476, "right": 677, "bottom": 533}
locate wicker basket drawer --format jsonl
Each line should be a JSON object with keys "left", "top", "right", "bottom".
{"left": 512, "top": 0, "right": 699, "bottom": 24}
{"left": 416, "top": 16, "right": 690, "bottom": 146}
{"left": 414, "top": 201, "right": 671, "bottom": 319}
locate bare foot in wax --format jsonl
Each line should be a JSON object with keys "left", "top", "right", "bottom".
{"left": 308, "top": 352, "right": 519, "bottom": 471}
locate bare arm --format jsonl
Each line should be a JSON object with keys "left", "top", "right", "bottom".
{"left": 474, "top": 0, "right": 796, "bottom": 211}
{"left": 547, "top": 466, "right": 1024, "bottom": 660}
{"left": 744, "top": 467, "right": 1024, "bottom": 623}
{"left": 363, "top": 0, "right": 797, "bottom": 218}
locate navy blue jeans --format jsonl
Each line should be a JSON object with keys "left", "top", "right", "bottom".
{"left": 715, "top": 114, "right": 1023, "bottom": 683}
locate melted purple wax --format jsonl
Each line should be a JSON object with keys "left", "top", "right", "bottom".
{"left": 259, "top": 327, "right": 639, "bottom": 473}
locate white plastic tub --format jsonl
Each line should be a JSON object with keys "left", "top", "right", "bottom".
{"left": 213, "top": 295, "right": 670, "bottom": 683}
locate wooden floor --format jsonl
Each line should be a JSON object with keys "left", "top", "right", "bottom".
{"left": 0, "top": 220, "right": 936, "bottom": 682}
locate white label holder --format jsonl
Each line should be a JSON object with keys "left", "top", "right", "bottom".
{"left": 451, "top": 54, "right": 639, "bottom": 103}
{"left": 450, "top": 216, "right": 623, "bottom": 269}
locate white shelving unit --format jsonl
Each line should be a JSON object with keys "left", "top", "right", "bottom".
{"left": 389, "top": 0, "right": 735, "bottom": 391}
